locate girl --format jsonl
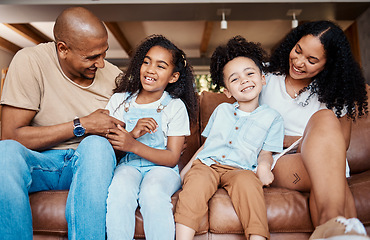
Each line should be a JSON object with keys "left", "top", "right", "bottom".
{"left": 105, "top": 35, "right": 198, "bottom": 240}
{"left": 259, "top": 21, "right": 369, "bottom": 239}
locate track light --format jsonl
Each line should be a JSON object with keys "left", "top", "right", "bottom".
{"left": 292, "top": 13, "right": 298, "bottom": 28}
{"left": 287, "top": 9, "right": 301, "bottom": 29}
{"left": 217, "top": 9, "right": 230, "bottom": 30}
{"left": 221, "top": 11, "right": 227, "bottom": 30}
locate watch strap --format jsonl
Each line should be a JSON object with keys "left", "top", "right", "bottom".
{"left": 73, "top": 118, "right": 81, "bottom": 126}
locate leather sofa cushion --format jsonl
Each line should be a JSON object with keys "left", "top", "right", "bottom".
{"left": 347, "top": 84, "right": 370, "bottom": 174}
{"left": 348, "top": 170, "right": 370, "bottom": 224}
{"left": 208, "top": 188, "right": 313, "bottom": 235}
{"left": 29, "top": 191, "right": 68, "bottom": 235}
{"left": 30, "top": 190, "right": 209, "bottom": 238}
{"left": 199, "top": 91, "right": 235, "bottom": 143}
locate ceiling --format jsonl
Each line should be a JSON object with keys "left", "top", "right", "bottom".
{"left": 0, "top": 0, "right": 369, "bottom": 74}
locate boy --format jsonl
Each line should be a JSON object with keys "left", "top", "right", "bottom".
{"left": 174, "top": 36, "right": 284, "bottom": 240}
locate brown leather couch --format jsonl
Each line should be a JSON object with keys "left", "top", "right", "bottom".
{"left": 30, "top": 87, "right": 370, "bottom": 240}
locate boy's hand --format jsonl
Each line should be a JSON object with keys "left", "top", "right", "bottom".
{"left": 256, "top": 162, "right": 274, "bottom": 186}
{"left": 130, "top": 118, "right": 159, "bottom": 139}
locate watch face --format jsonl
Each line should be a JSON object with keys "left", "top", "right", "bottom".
{"left": 73, "top": 126, "right": 85, "bottom": 137}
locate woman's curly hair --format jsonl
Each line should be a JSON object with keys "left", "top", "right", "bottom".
{"left": 210, "top": 36, "right": 268, "bottom": 91}
{"left": 114, "top": 34, "right": 198, "bottom": 123}
{"left": 268, "top": 20, "right": 368, "bottom": 120}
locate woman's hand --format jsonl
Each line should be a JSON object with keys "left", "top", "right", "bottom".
{"left": 130, "top": 118, "right": 159, "bottom": 139}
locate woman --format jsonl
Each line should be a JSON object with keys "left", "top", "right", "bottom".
{"left": 259, "top": 20, "right": 369, "bottom": 239}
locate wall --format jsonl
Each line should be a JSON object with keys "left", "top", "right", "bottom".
{"left": 357, "top": 7, "right": 370, "bottom": 85}
{"left": 0, "top": 48, "right": 14, "bottom": 79}
{"left": 0, "top": 48, "right": 14, "bottom": 119}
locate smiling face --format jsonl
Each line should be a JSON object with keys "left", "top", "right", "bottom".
{"left": 289, "top": 34, "right": 327, "bottom": 82}
{"left": 58, "top": 35, "right": 109, "bottom": 85}
{"left": 139, "top": 45, "right": 179, "bottom": 99}
{"left": 223, "top": 56, "right": 265, "bottom": 107}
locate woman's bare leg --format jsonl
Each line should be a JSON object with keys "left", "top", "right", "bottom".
{"left": 301, "top": 110, "right": 349, "bottom": 225}
{"left": 271, "top": 153, "right": 311, "bottom": 192}
{"left": 308, "top": 188, "right": 356, "bottom": 227}
{"left": 344, "top": 183, "right": 357, "bottom": 219}
{"left": 272, "top": 109, "right": 356, "bottom": 227}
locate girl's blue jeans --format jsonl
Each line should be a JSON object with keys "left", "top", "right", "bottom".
{"left": 106, "top": 164, "right": 181, "bottom": 240}
{"left": 0, "top": 135, "right": 116, "bottom": 240}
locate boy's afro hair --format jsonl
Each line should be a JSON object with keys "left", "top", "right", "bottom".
{"left": 210, "top": 35, "right": 268, "bottom": 90}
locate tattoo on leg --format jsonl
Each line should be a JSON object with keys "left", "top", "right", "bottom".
{"left": 293, "top": 173, "right": 301, "bottom": 184}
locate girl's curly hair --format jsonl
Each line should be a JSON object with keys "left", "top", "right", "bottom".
{"left": 210, "top": 36, "right": 268, "bottom": 91}
{"left": 114, "top": 34, "right": 198, "bottom": 123}
{"left": 268, "top": 20, "right": 368, "bottom": 120}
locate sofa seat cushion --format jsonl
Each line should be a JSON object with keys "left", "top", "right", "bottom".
{"left": 348, "top": 170, "right": 370, "bottom": 225}
{"left": 264, "top": 187, "right": 313, "bottom": 233}
{"left": 29, "top": 190, "right": 68, "bottom": 236}
{"left": 29, "top": 169, "right": 370, "bottom": 237}
{"left": 208, "top": 188, "right": 313, "bottom": 235}
{"left": 346, "top": 85, "right": 370, "bottom": 174}
{"left": 29, "top": 189, "right": 209, "bottom": 238}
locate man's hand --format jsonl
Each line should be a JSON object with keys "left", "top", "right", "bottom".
{"left": 80, "top": 109, "right": 124, "bottom": 137}
{"left": 0, "top": 106, "right": 124, "bottom": 151}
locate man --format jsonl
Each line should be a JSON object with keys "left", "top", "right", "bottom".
{"left": 0, "top": 7, "right": 123, "bottom": 240}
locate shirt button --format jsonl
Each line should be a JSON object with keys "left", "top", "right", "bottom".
{"left": 222, "top": 155, "right": 225, "bottom": 158}
{"left": 229, "top": 141, "right": 232, "bottom": 144}
{"left": 234, "top": 112, "right": 237, "bottom": 116}
{"left": 235, "top": 127, "right": 239, "bottom": 130}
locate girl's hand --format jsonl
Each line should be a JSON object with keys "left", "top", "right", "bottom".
{"left": 256, "top": 163, "right": 274, "bottom": 186}
{"left": 107, "top": 124, "right": 136, "bottom": 152}
{"left": 130, "top": 118, "right": 159, "bottom": 139}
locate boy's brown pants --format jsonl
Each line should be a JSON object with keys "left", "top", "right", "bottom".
{"left": 175, "top": 160, "right": 270, "bottom": 240}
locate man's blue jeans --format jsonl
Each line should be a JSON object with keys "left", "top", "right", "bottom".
{"left": 0, "top": 135, "right": 116, "bottom": 240}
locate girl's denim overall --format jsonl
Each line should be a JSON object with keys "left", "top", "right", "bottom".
{"left": 106, "top": 94, "right": 181, "bottom": 240}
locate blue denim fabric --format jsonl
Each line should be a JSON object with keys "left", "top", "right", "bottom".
{"left": 0, "top": 135, "right": 116, "bottom": 240}
{"left": 106, "top": 94, "right": 181, "bottom": 240}
{"left": 106, "top": 165, "right": 181, "bottom": 240}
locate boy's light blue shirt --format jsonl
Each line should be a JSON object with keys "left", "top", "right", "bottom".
{"left": 196, "top": 102, "right": 284, "bottom": 171}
